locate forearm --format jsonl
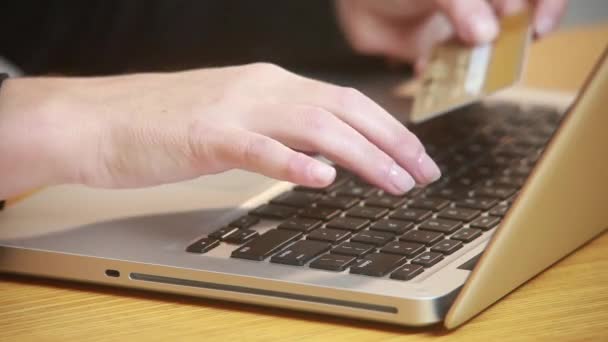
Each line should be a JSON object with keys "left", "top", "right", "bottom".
{"left": 0, "top": 77, "right": 82, "bottom": 198}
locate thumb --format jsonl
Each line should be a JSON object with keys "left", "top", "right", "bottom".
{"left": 436, "top": 0, "right": 500, "bottom": 44}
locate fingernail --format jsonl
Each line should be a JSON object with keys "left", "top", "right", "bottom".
{"left": 418, "top": 153, "right": 441, "bottom": 183}
{"left": 471, "top": 14, "right": 499, "bottom": 43}
{"left": 535, "top": 16, "right": 555, "bottom": 37}
{"left": 389, "top": 162, "right": 416, "bottom": 193}
{"left": 311, "top": 163, "right": 336, "bottom": 185}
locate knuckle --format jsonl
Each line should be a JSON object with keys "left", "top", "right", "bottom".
{"left": 390, "top": 129, "right": 412, "bottom": 149}
{"left": 349, "top": 39, "right": 367, "bottom": 53}
{"left": 390, "top": 128, "right": 424, "bottom": 159}
{"left": 376, "top": 154, "right": 396, "bottom": 180}
{"left": 349, "top": 35, "right": 379, "bottom": 54}
{"left": 301, "top": 107, "right": 333, "bottom": 132}
{"left": 241, "top": 135, "right": 271, "bottom": 165}
{"left": 284, "top": 152, "right": 307, "bottom": 181}
{"left": 335, "top": 86, "right": 364, "bottom": 112}
{"left": 353, "top": 41, "right": 375, "bottom": 54}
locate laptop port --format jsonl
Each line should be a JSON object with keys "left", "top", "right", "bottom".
{"left": 105, "top": 269, "right": 120, "bottom": 278}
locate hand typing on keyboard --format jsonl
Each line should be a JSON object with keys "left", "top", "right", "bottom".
{"left": 0, "top": 63, "right": 441, "bottom": 199}
{"left": 215, "top": 103, "right": 562, "bottom": 280}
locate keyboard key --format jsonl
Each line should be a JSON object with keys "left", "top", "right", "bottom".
{"left": 209, "top": 226, "right": 239, "bottom": 240}
{"left": 186, "top": 237, "right": 220, "bottom": 254}
{"left": 299, "top": 207, "right": 341, "bottom": 221}
{"left": 278, "top": 217, "right": 322, "bottom": 233}
{"left": 351, "top": 231, "right": 395, "bottom": 246}
{"left": 521, "top": 135, "right": 549, "bottom": 147}
{"left": 228, "top": 215, "right": 261, "bottom": 229}
{"left": 451, "top": 228, "right": 483, "bottom": 243}
{"left": 427, "top": 186, "right": 470, "bottom": 200}
{"left": 350, "top": 253, "right": 407, "bottom": 277}
{"left": 400, "top": 230, "right": 444, "bottom": 245}
{"left": 431, "top": 239, "right": 463, "bottom": 255}
{"left": 453, "top": 175, "right": 479, "bottom": 188}
{"left": 411, "top": 252, "right": 444, "bottom": 267}
{"left": 231, "top": 229, "right": 302, "bottom": 261}
{"left": 315, "top": 196, "right": 360, "bottom": 210}
{"left": 390, "top": 264, "right": 424, "bottom": 281}
{"left": 468, "top": 165, "right": 498, "bottom": 179}
{"left": 307, "top": 228, "right": 351, "bottom": 244}
{"left": 408, "top": 198, "right": 450, "bottom": 211}
{"left": 489, "top": 203, "right": 510, "bottom": 217}
{"left": 270, "top": 240, "right": 331, "bottom": 266}
{"left": 364, "top": 195, "right": 407, "bottom": 209}
{"left": 271, "top": 191, "right": 319, "bottom": 208}
{"left": 346, "top": 206, "right": 388, "bottom": 220}
{"left": 326, "top": 217, "right": 370, "bottom": 231}
{"left": 381, "top": 241, "right": 425, "bottom": 257}
{"left": 294, "top": 174, "right": 349, "bottom": 194}
{"left": 506, "top": 164, "right": 533, "bottom": 177}
{"left": 455, "top": 197, "right": 498, "bottom": 210}
{"left": 251, "top": 204, "right": 297, "bottom": 220}
{"left": 334, "top": 182, "right": 377, "bottom": 198}
{"left": 406, "top": 187, "right": 425, "bottom": 197}
{"left": 442, "top": 153, "right": 469, "bottom": 170}
{"left": 438, "top": 207, "right": 480, "bottom": 222}
{"left": 470, "top": 215, "right": 501, "bottom": 230}
{"left": 223, "top": 229, "right": 259, "bottom": 244}
{"left": 492, "top": 175, "right": 526, "bottom": 188}
{"left": 474, "top": 186, "right": 517, "bottom": 200}
{"left": 487, "top": 157, "right": 513, "bottom": 169}
{"left": 370, "top": 220, "right": 414, "bottom": 235}
{"left": 332, "top": 242, "right": 375, "bottom": 257}
{"left": 464, "top": 141, "right": 486, "bottom": 154}
{"left": 390, "top": 208, "right": 432, "bottom": 223}
{"left": 309, "top": 253, "right": 356, "bottom": 271}
{"left": 418, "top": 218, "right": 462, "bottom": 234}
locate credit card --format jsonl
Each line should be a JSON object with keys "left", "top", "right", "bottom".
{"left": 409, "top": 10, "right": 532, "bottom": 123}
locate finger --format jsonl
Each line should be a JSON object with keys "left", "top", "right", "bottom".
{"left": 532, "top": 0, "right": 567, "bottom": 37}
{"left": 379, "top": 13, "right": 455, "bottom": 63}
{"left": 282, "top": 79, "right": 441, "bottom": 185}
{"left": 414, "top": 56, "right": 430, "bottom": 76}
{"left": 246, "top": 104, "right": 417, "bottom": 195}
{"left": 436, "top": 0, "right": 500, "bottom": 44}
{"left": 339, "top": 6, "right": 453, "bottom": 63}
{"left": 216, "top": 129, "right": 336, "bottom": 188}
{"left": 354, "top": 0, "right": 438, "bottom": 21}
{"left": 491, "top": 0, "right": 529, "bottom": 17}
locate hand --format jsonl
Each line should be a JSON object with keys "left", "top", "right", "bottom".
{"left": 0, "top": 63, "right": 441, "bottom": 199}
{"left": 336, "top": 0, "right": 568, "bottom": 67}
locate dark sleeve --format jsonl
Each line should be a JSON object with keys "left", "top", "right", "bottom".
{"left": 1, "top": 0, "right": 386, "bottom": 76}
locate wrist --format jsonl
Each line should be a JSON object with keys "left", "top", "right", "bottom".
{"left": 0, "top": 77, "right": 98, "bottom": 197}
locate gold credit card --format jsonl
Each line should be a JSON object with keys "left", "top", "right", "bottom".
{"left": 409, "top": 10, "right": 532, "bottom": 123}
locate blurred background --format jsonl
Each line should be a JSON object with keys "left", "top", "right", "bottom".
{"left": 562, "top": 0, "right": 608, "bottom": 27}
{"left": 0, "top": 0, "right": 606, "bottom": 77}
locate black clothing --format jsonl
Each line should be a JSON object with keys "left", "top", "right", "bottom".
{"left": 1, "top": 0, "right": 389, "bottom": 75}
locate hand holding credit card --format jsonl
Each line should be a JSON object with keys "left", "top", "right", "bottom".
{"left": 409, "top": 10, "right": 532, "bottom": 123}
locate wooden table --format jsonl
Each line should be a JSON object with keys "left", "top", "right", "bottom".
{"left": 1, "top": 24, "right": 607, "bottom": 342}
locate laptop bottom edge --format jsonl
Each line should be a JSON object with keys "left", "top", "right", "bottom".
{"left": 0, "top": 246, "right": 462, "bottom": 327}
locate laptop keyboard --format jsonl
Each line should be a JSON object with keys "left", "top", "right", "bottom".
{"left": 187, "top": 102, "right": 562, "bottom": 281}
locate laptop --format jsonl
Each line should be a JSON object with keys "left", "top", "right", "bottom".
{"left": 1, "top": 49, "right": 606, "bottom": 329}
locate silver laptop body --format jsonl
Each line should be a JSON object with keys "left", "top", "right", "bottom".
{"left": 0, "top": 75, "right": 585, "bottom": 326}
